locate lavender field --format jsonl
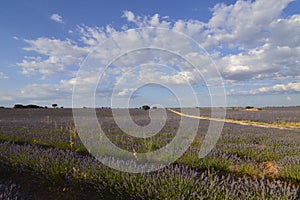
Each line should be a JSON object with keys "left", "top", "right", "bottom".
{"left": 0, "top": 107, "right": 300, "bottom": 199}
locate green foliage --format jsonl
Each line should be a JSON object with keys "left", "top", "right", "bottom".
{"left": 245, "top": 106, "right": 254, "bottom": 109}
{"left": 282, "top": 164, "right": 300, "bottom": 181}
{"left": 142, "top": 105, "right": 150, "bottom": 110}
{"left": 13, "top": 104, "right": 43, "bottom": 109}
{"left": 233, "top": 163, "right": 259, "bottom": 176}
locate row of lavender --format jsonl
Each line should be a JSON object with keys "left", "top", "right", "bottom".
{"left": 0, "top": 181, "right": 21, "bottom": 200}
{"left": 1, "top": 109, "right": 300, "bottom": 178}
{"left": 1, "top": 109, "right": 299, "bottom": 162}
{"left": 0, "top": 142, "right": 299, "bottom": 199}
{"left": 0, "top": 108, "right": 300, "bottom": 198}
{"left": 196, "top": 107, "right": 300, "bottom": 122}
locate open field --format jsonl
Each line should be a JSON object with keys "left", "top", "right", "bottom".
{"left": 168, "top": 108, "right": 300, "bottom": 129}
{"left": 0, "top": 107, "right": 300, "bottom": 199}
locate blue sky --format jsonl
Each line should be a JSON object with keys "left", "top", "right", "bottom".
{"left": 0, "top": 0, "right": 300, "bottom": 108}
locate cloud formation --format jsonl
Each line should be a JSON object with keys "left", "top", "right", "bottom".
{"left": 50, "top": 13, "right": 64, "bottom": 23}
{"left": 11, "top": 0, "right": 300, "bottom": 106}
{"left": 231, "top": 82, "right": 300, "bottom": 95}
{"left": 17, "top": 38, "right": 88, "bottom": 75}
{"left": 0, "top": 72, "right": 8, "bottom": 79}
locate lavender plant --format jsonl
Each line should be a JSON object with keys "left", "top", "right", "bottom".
{"left": 0, "top": 108, "right": 299, "bottom": 199}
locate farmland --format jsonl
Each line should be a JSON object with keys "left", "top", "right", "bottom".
{"left": 0, "top": 107, "right": 300, "bottom": 199}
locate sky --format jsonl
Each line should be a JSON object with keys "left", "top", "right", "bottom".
{"left": 0, "top": 0, "right": 300, "bottom": 108}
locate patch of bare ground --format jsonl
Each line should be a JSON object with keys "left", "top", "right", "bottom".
{"left": 243, "top": 108, "right": 261, "bottom": 111}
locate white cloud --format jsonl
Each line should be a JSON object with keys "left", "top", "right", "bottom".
{"left": 230, "top": 82, "right": 300, "bottom": 95}
{"left": 269, "top": 14, "right": 300, "bottom": 47}
{"left": 150, "top": 14, "right": 160, "bottom": 26}
{"left": 22, "top": 38, "right": 86, "bottom": 56}
{"left": 22, "top": 2, "right": 299, "bottom": 81}
{"left": 122, "top": 11, "right": 171, "bottom": 29}
{"left": 0, "top": 72, "right": 8, "bottom": 79}
{"left": 219, "top": 43, "right": 300, "bottom": 80}
{"left": 76, "top": 24, "right": 114, "bottom": 46}
{"left": 122, "top": 11, "right": 135, "bottom": 22}
{"left": 116, "top": 88, "right": 135, "bottom": 97}
{"left": 13, "top": 1, "right": 300, "bottom": 105}
{"left": 18, "top": 83, "right": 71, "bottom": 100}
{"left": 17, "top": 37, "right": 88, "bottom": 75}
{"left": 12, "top": 36, "right": 19, "bottom": 40}
{"left": 206, "top": 0, "right": 293, "bottom": 49}
{"left": 0, "top": 95, "right": 13, "bottom": 101}
{"left": 118, "top": 3, "right": 299, "bottom": 83}
{"left": 50, "top": 13, "right": 64, "bottom": 23}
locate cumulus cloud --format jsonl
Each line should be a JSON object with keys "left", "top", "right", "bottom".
{"left": 19, "top": 83, "right": 71, "bottom": 99}
{"left": 107, "top": 3, "right": 300, "bottom": 83}
{"left": 269, "top": 15, "right": 300, "bottom": 47}
{"left": 76, "top": 24, "right": 116, "bottom": 46}
{"left": 230, "top": 82, "right": 300, "bottom": 95}
{"left": 206, "top": 0, "right": 293, "bottom": 49}
{"left": 116, "top": 88, "right": 135, "bottom": 97}
{"left": 122, "top": 11, "right": 135, "bottom": 22}
{"left": 50, "top": 13, "right": 64, "bottom": 23}
{"left": 17, "top": 38, "right": 88, "bottom": 75}
{"left": 219, "top": 43, "right": 300, "bottom": 80}
{"left": 13, "top": 0, "right": 300, "bottom": 105}
{"left": 21, "top": 1, "right": 300, "bottom": 80}
{"left": 207, "top": 0, "right": 300, "bottom": 81}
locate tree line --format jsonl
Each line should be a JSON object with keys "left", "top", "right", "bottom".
{"left": 12, "top": 104, "right": 62, "bottom": 109}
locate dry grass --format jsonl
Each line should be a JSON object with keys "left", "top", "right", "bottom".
{"left": 259, "top": 161, "right": 280, "bottom": 177}
{"left": 68, "top": 126, "right": 77, "bottom": 149}
{"left": 243, "top": 108, "right": 261, "bottom": 111}
{"left": 230, "top": 161, "right": 280, "bottom": 178}
{"left": 242, "top": 120, "right": 300, "bottom": 129}
{"left": 272, "top": 121, "right": 300, "bottom": 129}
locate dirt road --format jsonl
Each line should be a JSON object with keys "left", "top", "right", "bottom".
{"left": 167, "top": 108, "right": 299, "bottom": 130}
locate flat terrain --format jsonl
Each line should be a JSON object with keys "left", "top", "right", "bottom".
{"left": 168, "top": 108, "right": 300, "bottom": 129}
{"left": 0, "top": 107, "right": 300, "bottom": 199}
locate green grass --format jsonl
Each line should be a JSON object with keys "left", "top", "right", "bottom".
{"left": 282, "top": 164, "right": 300, "bottom": 182}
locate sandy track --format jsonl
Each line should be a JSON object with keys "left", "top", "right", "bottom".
{"left": 167, "top": 109, "right": 298, "bottom": 130}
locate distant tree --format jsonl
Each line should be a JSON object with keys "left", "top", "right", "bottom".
{"left": 14, "top": 104, "right": 43, "bottom": 109}
{"left": 245, "top": 106, "right": 254, "bottom": 109}
{"left": 14, "top": 104, "right": 24, "bottom": 109}
{"left": 152, "top": 106, "right": 157, "bottom": 109}
{"left": 61, "top": 106, "right": 64, "bottom": 109}
{"left": 142, "top": 105, "right": 150, "bottom": 110}
{"left": 27, "top": 104, "right": 41, "bottom": 108}
{"left": 52, "top": 104, "right": 58, "bottom": 108}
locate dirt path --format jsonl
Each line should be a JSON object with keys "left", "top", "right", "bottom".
{"left": 167, "top": 109, "right": 299, "bottom": 130}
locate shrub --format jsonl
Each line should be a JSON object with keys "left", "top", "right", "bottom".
{"left": 245, "top": 106, "right": 254, "bottom": 109}
{"left": 142, "top": 105, "right": 150, "bottom": 110}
